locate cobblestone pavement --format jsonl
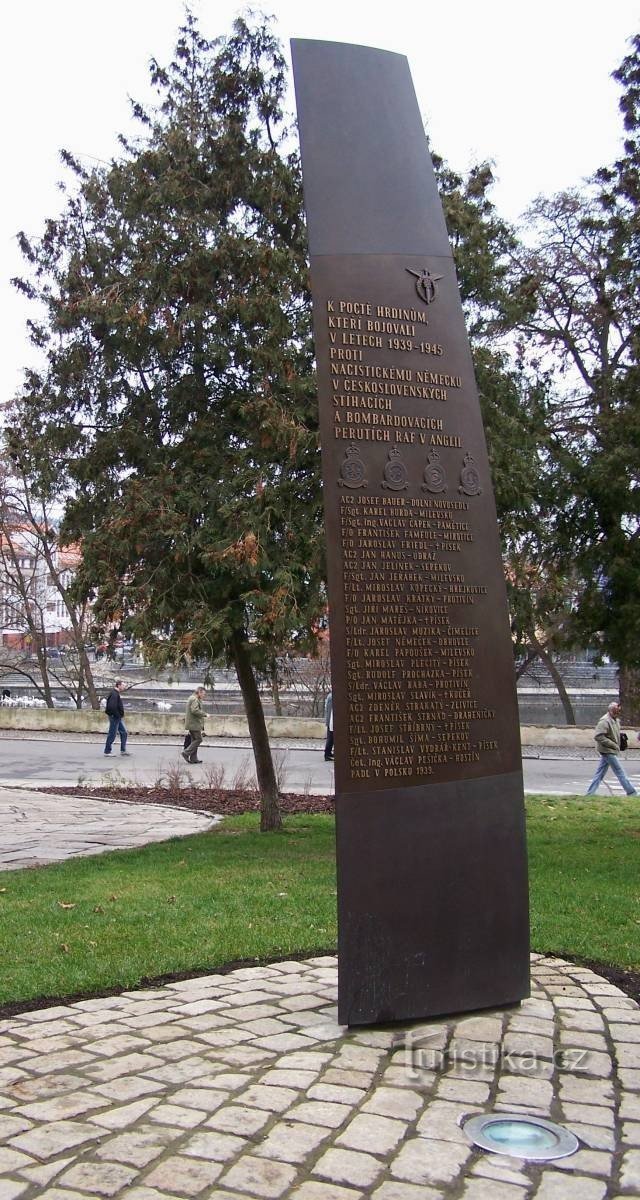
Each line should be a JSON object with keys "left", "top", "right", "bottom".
{"left": 0, "top": 954, "right": 639, "bottom": 1198}
{"left": 0, "top": 790, "right": 219, "bottom": 869}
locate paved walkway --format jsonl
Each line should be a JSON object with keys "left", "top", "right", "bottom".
{"left": 0, "top": 954, "right": 639, "bottom": 1199}
{"left": 0, "top": 790, "right": 218, "bottom": 870}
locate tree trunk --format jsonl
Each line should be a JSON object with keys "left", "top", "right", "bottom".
{"left": 531, "top": 635, "right": 576, "bottom": 725}
{"left": 271, "top": 663, "right": 283, "bottom": 717}
{"left": 75, "top": 659, "right": 85, "bottom": 709}
{"left": 75, "top": 640, "right": 99, "bottom": 709}
{"left": 231, "top": 631, "right": 282, "bottom": 832}
{"left": 515, "top": 648, "right": 538, "bottom": 681}
{"left": 619, "top": 665, "right": 640, "bottom": 726}
{"left": 36, "top": 654, "right": 55, "bottom": 707}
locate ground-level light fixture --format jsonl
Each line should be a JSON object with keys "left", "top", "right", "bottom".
{"left": 462, "top": 1113, "right": 579, "bottom": 1161}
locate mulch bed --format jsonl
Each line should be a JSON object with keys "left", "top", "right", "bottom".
{"left": 40, "top": 784, "right": 335, "bottom": 815}
{"left": 575, "top": 959, "right": 640, "bottom": 1008}
{"left": 29, "top": 784, "right": 640, "bottom": 1010}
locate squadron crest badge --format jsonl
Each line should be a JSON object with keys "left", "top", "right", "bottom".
{"left": 338, "top": 445, "right": 367, "bottom": 489}
{"left": 381, "top": 446, "right": 409, "bottom": 491}
{"left": 421, "top": 448, "right": 447, "bottom": 493}
{"left": 459, "top": 452, "right": 482, "bottom": 497}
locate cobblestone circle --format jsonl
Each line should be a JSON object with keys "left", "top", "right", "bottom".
{"left": 0, "top": 954, "right": 639, "bottom": 1198}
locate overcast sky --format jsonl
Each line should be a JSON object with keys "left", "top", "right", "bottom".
{"left": 2, "top": 0, "right": 637, "bottom": 401}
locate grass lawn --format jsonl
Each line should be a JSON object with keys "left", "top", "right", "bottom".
{"left": 0, "top": 814, "right": 337, "bottom": 1007}
{"left": 527, "top": 793, "right": 640, "bottom": 969}
{"left": 0, "top": 795, "right": 638, "bottom": 1008}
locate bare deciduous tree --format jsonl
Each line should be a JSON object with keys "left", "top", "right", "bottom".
{"left": 0, "top": 459, "right": 99, "bottom": 708}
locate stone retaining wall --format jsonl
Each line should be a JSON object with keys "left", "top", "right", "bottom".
{"left": 0, "top": 707, "right": 609, "bottom": 746}
{"left": 0, "top": 707, "right": 324, "bottom": 740}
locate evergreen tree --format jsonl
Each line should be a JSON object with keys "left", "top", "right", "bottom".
{"left": 435, "top": 157, "right": 559, "bottom": 691}
{"left": 10, "top": 14, "right": 323, "bottom": 829}
{"left": 435, "top": 157, "right": 551, "bottom": 534}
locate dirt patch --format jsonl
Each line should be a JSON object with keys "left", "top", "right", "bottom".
{"left": 0, "top": 953, "right": 320, "bottom": 1021}
{"left": 572, "top": 959, "right": 640, "bottom": 1007}
{"left": 2, "top": 952, "right": 638, "bottom": 1021}
{"left": 39, "top": 784, "right": 334, "bottom": 816}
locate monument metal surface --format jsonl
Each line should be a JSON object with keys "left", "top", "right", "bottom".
{"left": 291, "top": 39, "right": 529, "bottom": 1025}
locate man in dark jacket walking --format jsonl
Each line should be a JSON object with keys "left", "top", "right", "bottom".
{"left": 104, "top": 680, "right": 129, "bottom": 756}
{"left": 324, "top": 692, "right": 334, "bottom": 761}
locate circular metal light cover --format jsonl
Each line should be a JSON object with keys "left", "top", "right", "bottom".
{"left": 463, "top": 1113, "right": 579, "bottom": 1161}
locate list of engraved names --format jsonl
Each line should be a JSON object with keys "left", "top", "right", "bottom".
{"left": 324, "top": 293, "right": 499, "bottom": 783}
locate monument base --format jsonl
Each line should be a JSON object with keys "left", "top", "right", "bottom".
{"left": 336, "top": 771, "right": 530, "bottom": 1026}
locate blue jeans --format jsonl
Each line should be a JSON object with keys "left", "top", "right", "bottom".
{"left": 586, "top": 753, "right": 637, "bottom": 796}
{"left": 105, "top": 716, "right": 127, "bottom": 754}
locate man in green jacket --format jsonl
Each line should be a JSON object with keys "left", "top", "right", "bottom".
{"left": 182, "top": 686, "right": 206, "bottom": 765}
{"left": 586, "top": 701, "right": 637, "bottom": 796}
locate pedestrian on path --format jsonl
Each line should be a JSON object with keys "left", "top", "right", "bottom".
{"left": 104, "top": 680, "right": 129, "bottom": 756}
{"left": 324, "top": 691, "right": 334, "bottom": 761}
{"left": 182, "top": 685, "right": 206, "bottom": 764}
{"left": 586, "top": 700, "right": 637, "bottom": 795}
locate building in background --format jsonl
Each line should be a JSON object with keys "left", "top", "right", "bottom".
{"left": 0, "top": 526, "right": 86, "bottom": 650}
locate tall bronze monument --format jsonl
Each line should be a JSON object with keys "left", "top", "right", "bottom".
{"left": 291, "top": 39, "right": 529, "bottom": 1025}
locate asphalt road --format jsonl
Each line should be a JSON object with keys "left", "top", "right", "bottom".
{"left": 1, "top": 733, "right": 639, "bottom": 796}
